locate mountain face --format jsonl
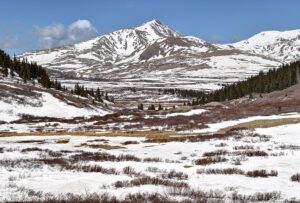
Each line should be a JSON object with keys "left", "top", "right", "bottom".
{"left": 20, "top": 20, "right": 285, "bottom": 90}
{"left": 20, "top": 20, "right": 183, "bottom": 78}
{"left": 229, "top": 29, "right": 300, "bottom": 62}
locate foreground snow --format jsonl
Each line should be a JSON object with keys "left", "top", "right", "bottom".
{"left": 1, "top": 121, "right": 300, "bottom": 201}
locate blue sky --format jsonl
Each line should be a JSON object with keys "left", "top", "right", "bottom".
{"left": 1, "top": 0, "right": 300, "bottom": 54}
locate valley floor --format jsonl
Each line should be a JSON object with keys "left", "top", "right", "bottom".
{"left": 1, "top": 75, "right": 300, "bottom": 202}
{"left": 1, "top": 118, "right": 300, "bottom": 202}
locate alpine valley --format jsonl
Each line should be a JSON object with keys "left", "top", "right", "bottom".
{"left": 1, "top": 18, "right": 300, "bottom": 202}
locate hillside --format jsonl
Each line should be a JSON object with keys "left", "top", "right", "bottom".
{"left": 0, "top": 74, "right": 111, "bottom": 131}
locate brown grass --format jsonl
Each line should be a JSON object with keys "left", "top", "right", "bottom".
{"left": 78, "top": 143, "right": 124, "bottom": 150}
{"left": 0, "top": 130, "right": 178, "bottom": 140}
{"left": 16, "top": 140, "right": 46, "bottom": 144}
{"left": 55, "top": 139, "right": 70, "bottom": 144}
{"left": 218, "top": 117, "right": 300, "bottom": 134}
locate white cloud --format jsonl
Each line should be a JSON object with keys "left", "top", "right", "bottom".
{"left": 0, "top": 35, "right": 20, "bottom": 48}
{"left": 34, "top": 20, "right": 98, "bottom": 49}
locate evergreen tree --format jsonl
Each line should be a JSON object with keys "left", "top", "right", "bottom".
{"left": 96, "top": 88, "right": 103, "bottom": 102}
{"left": 138, "top": 103, "right": 144, "bottom": 110}
{"left": 148, "top": 104, "right": 155, "bottom": 110}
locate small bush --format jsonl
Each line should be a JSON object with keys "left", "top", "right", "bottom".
{"left": 121, "top": 141, "right": 139, "bottom": 145}
{"left": 233, "top": 145, "right": 254, "bottom": 150}
{"left": 215, "top": 142, "right": 228, "bottom": 147}
{"left": 40, "top": 158, "right": 68, "bottom": 166}
{"left": 203, "top": 150, "right": 228, "bottom": 157}
{"left": 87, "top": 138, "right": 108, "bottom": 142}
{"left": 114, "top": 175, "right": 188, "bottom": 188}
{"left": 197, "top": 168, "right": 245, "bottom": 175}
{"left": 143, "top": 157, "right": 162, "bottom": 162}
{"left": 145, "top": 167, "right": 167, "bottom": 174}
{"left": 233, "top": 150, "right": 268, "bottom": 157}
{"left": 246, "top": 169, "right": 278, "bottom": 178}
{"left": 64, "top": 164, "right": 118, "bottom": 174}
{"left": 194, "top": 156, "right": 227, "bottom": 165}
{"left": 55, "top": 139, "right": 69, "bottom": 144}
{"left": 232, "top": 191, "right": 281, "bottom": 202}
{"left": 21, "top": 147, "right": 44, "bottom": 152}
{"left": 279, "top": 145, "right": 300, "bottom": 150}
{"left": 122, "top": 166, "right": 141, "bottom": 177}
{"left": 161, "top": 170, "right": 188, "bottom": 180}
{"left": 17, "top": 140, "right": 45, "bottom": 144}
{"left": 291, "top": 173, "right": 300, "bottom": 182}
{"left": 70, "top": 152, "right": 141, "bottom": 162}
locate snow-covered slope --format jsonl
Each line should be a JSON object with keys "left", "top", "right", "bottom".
{"left": 20, "top": 20, "right": 180, "bottom": 75}
{"left": 0, "top": 76, "right": 111, "bottom": 124}
{"left": 20, "top": 20, "right": 283, "bottom": 90}
{"left": 229, "top": 29, "right": 300, "bottom": 63}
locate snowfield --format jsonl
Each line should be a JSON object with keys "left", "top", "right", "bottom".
{"left": 0, "top": 91, "right": 109, "bottom": 123}
{"left": 1, "top": 120, "right": 300, "bottom": 202}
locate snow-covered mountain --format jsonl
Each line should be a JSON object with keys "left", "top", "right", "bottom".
{"left": 20, "top": 20, "right": 285, "bottom": 90}
{"left": 20, "top": 20, "right": 182, "bottom": 78}
{"left": 229, "top": 29, "right": 300, "bottom": 62}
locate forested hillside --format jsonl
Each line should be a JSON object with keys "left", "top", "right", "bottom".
{"left": 0, "top": 49, "right": 52, "bottom": 88}
{"left": 0, "top": 49, "right": 110, "bottom": 103}
{"left": 164, "top": 61, "right": 300, "bottom": 105}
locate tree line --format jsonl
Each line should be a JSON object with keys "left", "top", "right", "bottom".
{"left": 0, "top": 49, "right": 112, "bottom": 103}
{"left": 71, "top": 83, "right": 112, "bottom": 103}
{"left": 163, "top": 61, "right": 300, "bottom": 105}
{"left": 0, "top": 49, "right": 52, "bottom": 88}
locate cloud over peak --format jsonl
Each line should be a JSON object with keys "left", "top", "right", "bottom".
{"left": 34, "top": 19, "right": 97, "bottom": 49}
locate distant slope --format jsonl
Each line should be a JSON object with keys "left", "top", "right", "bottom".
{"left": 19, "top": 20, "right": 280, "bottom": 91}
{"left": 229, "top": 29, "right": 300, "bottom": 63}
{"left": 162, "top": 60, "right": 300, "bottom": 106}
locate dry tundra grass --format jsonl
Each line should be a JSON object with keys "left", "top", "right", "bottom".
{"left": 0, "top": 130, "right": 180, "bottom": 140}
{"left": 218, "top": 117, "right": 300, "bottom": 134}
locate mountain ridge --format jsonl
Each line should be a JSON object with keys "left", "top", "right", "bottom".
{"left": 229, "top": 29, "right": 300, "bottom": 62}
{"left": 19, "top": 19, "right": 295, "bottom": 91}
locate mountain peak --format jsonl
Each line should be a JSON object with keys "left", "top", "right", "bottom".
{"left": 135, "top": 19, "right": 180, "bottom": 38}
{"left": 137, "top": 19, "right": 163, "bottom": 28}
